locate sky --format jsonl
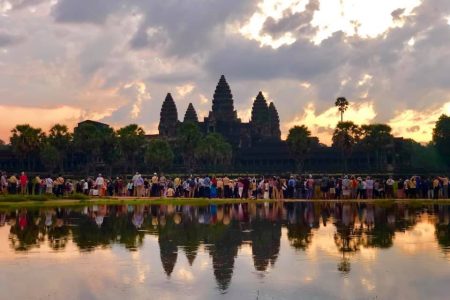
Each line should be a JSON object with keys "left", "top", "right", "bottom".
{"left": 1, "top": 0, "right": 450, "bottom": 145}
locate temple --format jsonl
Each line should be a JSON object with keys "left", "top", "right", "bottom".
{"left": 157, "top": 75, "right": 292, "bottom": 172}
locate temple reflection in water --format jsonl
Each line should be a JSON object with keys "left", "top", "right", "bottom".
{"left": 1, "top": 202, "right": 450, "bottom": 292}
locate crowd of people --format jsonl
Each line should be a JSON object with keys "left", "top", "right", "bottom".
{"left": 1, "top": 171, "right": 450, "bottom": 200}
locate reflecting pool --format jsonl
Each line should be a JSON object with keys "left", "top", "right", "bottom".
{"left": 0, "top": 202, "right": 449, "bottom": 299}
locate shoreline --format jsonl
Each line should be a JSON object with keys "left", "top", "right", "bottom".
{"left": 1, "top": 196, "right": 450, "bottom": 208}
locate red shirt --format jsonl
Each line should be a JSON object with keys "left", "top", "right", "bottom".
{"left": 20, "top": 175, "right": 28, "bottom": 186}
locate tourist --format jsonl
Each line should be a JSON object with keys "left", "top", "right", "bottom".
{"left": 408, "top": 176, "right": 417, "bottom": 199}
{"left": 55, "top": 175, "right": 65, "bottom": 197}
{"left": 134, "top": 173, "right": 144, "bottom": 197}
{"left": 386, "top": 177, "right": 395, "bottom": 198}
{"left": 95, "top": 174, "right": 105, "bottom": 197}
{"left": 33, "top": 175, "right": 42, "bottom": 195}
{"left": 19, "top": 172, "right": 28, "bottom": 195}
{"left": 320, "top": 175, "right": 329, "bottom": 199}
{"left": 0, "top": 172, "right": 7, "bottom": 194}
{"left": 127, "top": 180, "right": 134, "bottom": 196}
{"left": 366, "top": 176, "right": 374, "bottom": 199}
{"left": 288, "top": 176, "right": 296, "bottom": 199}
{"left": 151, "top": 173, "right": 159, "bottom": 196}
{"left": 217, "top": 177, "right": 224, "bottom": 198}
{"left": 439, "top": 176, "right": 449, "bottom": 199}
{"left": 433, "top": 177, "right": 440, "bottom": 199}
{"left": 166, "top": 186, "right": 175, "bottom": 198}
{"left": 306, "top": 175, "right": 314, "bottom": 199}
{"left": 45, "top": 176, "right": 53, "bottom": 194}
{"left": 203, "top": 175, "right": 211, "bottom": 199}
{"left": 329, "top": 177, "right": 336, "bottom": 199}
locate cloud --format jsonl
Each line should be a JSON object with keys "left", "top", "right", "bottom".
{"left": 0, "top": 31, "right": 23, "bottom": 46}
{"left": 283, "top": 101, "right": 377, "bottom": 145}
{"left": 0, "top": 105, "right": 84, "bottom": 140}
{"left": 388, "top": 102, "right": 450, "bottom": 143}
{"left": 1, "top": 0, "right": 450, "bottom": 146}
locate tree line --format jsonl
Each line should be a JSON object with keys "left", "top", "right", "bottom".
{"left": 285, "top": 98, "right": 450, "bottom": 172}
{"left": 3, "top": 121, "right": 233, "bottom": 175}
{"left": 1, "top": 97, "right": 450, "bottom": 174}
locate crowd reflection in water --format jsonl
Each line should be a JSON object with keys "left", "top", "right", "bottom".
{"left": 1, "top": 203, "right": 450, "bottom": 290}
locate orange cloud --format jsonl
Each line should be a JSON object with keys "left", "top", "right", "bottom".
{"left": 283, "top": 101, "right": 376, "bottom": 145}
{"left": 388, "top": 102, "right": 450, "bottom": 143}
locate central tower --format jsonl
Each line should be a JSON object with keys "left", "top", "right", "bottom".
{"left": 210, "top": 75, "right": 238, "bottom": 122}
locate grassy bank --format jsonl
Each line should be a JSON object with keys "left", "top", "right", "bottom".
{"left": 1, "top": 194, "right": 450, "bottom": 209}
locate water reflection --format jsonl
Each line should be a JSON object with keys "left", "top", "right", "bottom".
{"left": 1, "top": 202, "right": 450, "bottom": 294}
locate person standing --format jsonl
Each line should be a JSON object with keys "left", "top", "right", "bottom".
{"left": 366, "top": 176, "right": 374, "bottom": 199}
{"left": 433, "top": 177, "right": 440, "bottom": 200}
{"left": 45, "top": 176, "right": 54, "bottom": 195}
{"left": 0, "top": 172, "right": 7, "bottom": 194}
{"left": 19, "top": 172, "right": 28, "bottom": 195}
{"left": 439, "top": 176, "right": 449, "bottom": 199}
{"left": 134, "top": 174, "right": 144, "bottom": 197}
{"left": 386, "top": 177, "right": 395, "bottom": 199}
{"left": 151, "top": 173, "right": 159, "bottom": 197}
{"left": 95, "top": 174, "right": 105, "bottom": 197}
{"left": 223, "top": 176, "right": 230, "bottom": 198}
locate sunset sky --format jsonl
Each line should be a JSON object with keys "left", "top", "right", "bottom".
{"left": 1, "top": 0, "right": 450, "bottom": 145}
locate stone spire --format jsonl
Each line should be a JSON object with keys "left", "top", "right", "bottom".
{"left": 250, "top": 91, "right": 270, "bottom": 140}
{"left": 211, "top": 75, "right": 237, "bottom": 122}
{"left": 183, "top": 103, "right": 198, "bottom": 123}
{"left": 158, "top": 93, "right": 178, "bottom": 137}
{"left": 268, "top": 102, "right": 281, "bottom": 139}
{"left": 251, "top": 91, "right": 269, "bottom": 124}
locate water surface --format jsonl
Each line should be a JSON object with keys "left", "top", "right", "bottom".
{"left": 0, "top": 202, "right": 449, "bottom": 299}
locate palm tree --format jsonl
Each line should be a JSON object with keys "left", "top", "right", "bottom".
{"left": 10, "top": 124, "right": 46, "bottom": 170}
{"left": 144, "top": 139, "right": 174, "bottom": 172}
{"left": 332, "top": 121, "right": 361, "bottom": 172}
{"left": 195, "top": 133, "right": 232, "bottom": 171}
{"left": 48, "top": 124, "right": 73, "bottom": 172}
{"left": 286, "top": 125, "right": 313, "bottom": 172}
{"left": 360, "top": 124, "right": 393, "bottom": 170}
{"left": 116, "top": 124, "right": 146, "bottom": 173}
{"left": 335, "top": 97, "right": 349, "bottom": 122}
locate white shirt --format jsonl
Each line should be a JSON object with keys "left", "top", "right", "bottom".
{"left": 95, "top": 177, "right": 104, "bottom": 187}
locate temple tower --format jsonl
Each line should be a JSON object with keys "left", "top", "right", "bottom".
{"left": 211, "top": 75, "right": 238, "bottom": 122}
{"left": 250, "top": 91, "right": 270, "bottom": 139}
{"left": 158, "top": 93, "right": 178, "bottom": 138}
{"left": 183, "top": 103, "right": 199, "bottom": 123}
{"left": 268, "top": 102, "right": 281, "bottom": 139}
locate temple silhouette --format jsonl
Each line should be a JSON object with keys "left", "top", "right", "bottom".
{"left": 157, "top": 75, "right": 292, "bottom": 172}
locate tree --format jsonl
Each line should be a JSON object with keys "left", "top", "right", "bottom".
{"left": 10, "top": 124, "right": 46, "bottom": 170}
{"left": 335, "top": 97, "right": 349, "bottom": 122}
{"left": 195, "top": 133, "right": 232, "bottom": 170}
{"left": 359, "top": 124, "right": 393, "bottom": 170}
{"left": 73, "top": 122, "right": 117, "bottom": 175}
{"left": 40, "top": 143, "right": 59, "bottom": 173}
{"left": 397, "top": 139, "right": 446, "bottom": 172}
{"left": 48, "top": 124, "right": 73, "bottom": 172}
{"left": 145, "top": 139, "right": 174, "bottom": 172}
{"left": 176, "top": 122, "right": 202, "bottom": 172}
{"left": 332, "top": 121, "right": 361, "bottom": 171}
{"left": 286, "top": 125, "right": 313, "bottom": 172}
{"left": 432, "top": 114, "right": 450, "bottom": 166}
{"left": 116, "top": 124, "right": 146, "bottom": 173}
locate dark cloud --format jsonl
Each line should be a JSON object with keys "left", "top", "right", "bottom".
{"left": 262, "top": 0, "right": 319, "bottom": 39}
{"left": 391, "top": 8, "right": 406, "bottom": 21}
{"left": 0, "top": 31, "right": 23, "bottom": 46}
{"left": 52, "top": 0, "right": 124, "bottom": 24}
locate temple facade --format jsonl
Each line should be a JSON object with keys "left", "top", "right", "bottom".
{"left": 158, "top": 75, "right": 293, "bottom": 172}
